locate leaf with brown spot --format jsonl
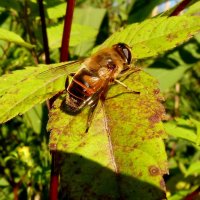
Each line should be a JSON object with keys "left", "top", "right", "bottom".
{"left": 94, "top": 16, "right": 200, "bottom": 59}
{"left": 0, "top": 62, "right": 80, "bottom": 123}
{"left": 48, "top": 69, "right": 168, "bottom": 200}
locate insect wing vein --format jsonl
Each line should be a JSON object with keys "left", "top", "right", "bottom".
{"left": 36, "top": 60, "right": 82, "bottom": 80}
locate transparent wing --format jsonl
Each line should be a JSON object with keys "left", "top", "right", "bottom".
{"left": 36, "top": 60, "right": 83, "bottom": 80}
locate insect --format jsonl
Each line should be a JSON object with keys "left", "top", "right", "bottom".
{"left": 65, "top": 43, "right": 137, "bottom": 132}
{"left": 40, "top": 43, "right": 138, "bottom": 132}
{"left": 66, "top": 43, "right": 132, "bottom": 111}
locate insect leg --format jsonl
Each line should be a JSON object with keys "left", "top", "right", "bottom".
{"left": 85, "top": 101, "right": 98, "bottom": 133}
{"left": 114, "top": 79, "right": 140, "bottom": 94}
{"left": 117, "top": 67, "right": 141, "bottom": 79}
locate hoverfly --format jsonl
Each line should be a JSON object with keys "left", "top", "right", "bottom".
{"left": 41, "top": 43, "right": 138, "bottom": 132}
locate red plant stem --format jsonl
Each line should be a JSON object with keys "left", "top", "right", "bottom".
{"left": 170, "top": 0, "right": 191, "bottom": 16}
{"left": 49, "top": 151, "right": 60, "bottom": 200}
{"left": 38, "top": 0, "right": 50, "bottom": 64}
{"left": 13, "top": 184, "right": 19, "bottom": 200}
{"left": 184, "top": 186, "right": 200, "bottom": 200}
{"left": 60, "top": 0, "right": 76, "bottom": 62}
{"left": 49, "top": 1, "right": 76, "bottom": 200}
{"left": 37, "top": 1, "right": 59, "bottom": 199}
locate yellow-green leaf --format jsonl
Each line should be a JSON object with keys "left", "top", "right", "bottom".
{"left": 0, "top": 62, "right": 80, "bottom": 123}
{"left": 94, "top": 16, "right": 200, "bottom": 59}
{"left": 0, "top": 28, "right": 34, "bottom": 48}
{"left": 48, "top": 69, "right": 168, "bottom": 199}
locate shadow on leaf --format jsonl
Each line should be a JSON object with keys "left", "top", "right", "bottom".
{"left": 53, "top": 151, "right": 166, "bottom": 200}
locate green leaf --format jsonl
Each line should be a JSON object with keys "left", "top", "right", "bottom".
{"left": 164, "top": 120, "right": 197, "bottom": 144}
{"left": 47, "top": 6, "right": 106, "bottom": 52}
{"left": 145, "top": 65, "right": 191, "bottom": 91}
{"left": 23, "top": 104, "right": 44, "bottom": 134}
{"left": 46, "top": 2, "right": 66, "bottom": 19}
{"left": 0, "top": 0, "right": 20, "bottom": 11}
{"left": 73, "top": 7, "right": 106, "bottom": 29}
{"left": 168, "top": 190, "right": 191, "bottom": 200}
{"left": 48, "top": 70, "right": 168, "bottom": 199}
{"left": 128, "top": 0, "right": 163, "bottom": 23}
{"left": 47, "top": 23, "right": 98, "bottom": 49}
{"left": 0, "top": 28, "right": 34, "bottom": 49}
{"left": 184, "top": 1, "right": 200, "bottom": 16}
{"left": 185, "top": 161, "right": 200, "bottom": 177}
{"left": 0, "top": 178, "right": 9, "bottom": 187}
{"left": 165, "top": 118, "right": 200, "bottom": 146}
{"left": 190, "top": 118, "right": 200, "bottom": 146}
{"left": 72, "top": 7, "right": 106, "bottom": 56}
{"left": 94, "top": 16, "right": 200, "bottom": 59}
{"left": 0, "top": 62, "right": 80, "bottom": 123}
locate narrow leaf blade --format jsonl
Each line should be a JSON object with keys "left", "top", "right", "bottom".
{"left": 0, "top": 28, "right": 34, "bottom": 48}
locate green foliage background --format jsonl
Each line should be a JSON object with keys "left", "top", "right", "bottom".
{"left": 0, "top": 0, "right": 200, "bottom": 199}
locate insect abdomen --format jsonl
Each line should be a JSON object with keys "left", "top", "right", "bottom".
{"left": 66, "top": 68, "right": 99, "bottom": 112}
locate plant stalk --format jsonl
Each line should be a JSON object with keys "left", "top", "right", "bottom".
{"left": 60, "top": 0, "right": 76, "bottom": 62}
{"left": 38, "top": 0, "right": 50, "bottom": 64}
{"left": 170, "top": 0, "right": 192, "bottom": 16}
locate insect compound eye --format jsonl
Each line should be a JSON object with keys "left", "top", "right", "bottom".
{"left": 115, "top": 43, "right": 132, "bottom": 65}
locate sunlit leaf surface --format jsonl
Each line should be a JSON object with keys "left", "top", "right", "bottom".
{"left": 48, "top": 69, "right": 168, "bottom": 199}
{"left": 95, "top": 16, "right": 200, "bottom": 59}
{"left": 1, "top": 16, "right": 200, "bottom": 125}
{"left": 0, "top": 62, "right": 80, "bottom": 123}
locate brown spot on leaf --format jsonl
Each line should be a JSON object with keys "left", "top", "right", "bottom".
{"left": 141, "top": 136, "right": 145, "bottom": 141}
{"left": 158, "top": 130, "right": 165, "bottom": 135}
{"left": 149, "top": 165, "right": 160, "bottom": 176}
{"left": 149, "top": 112, "right": 161, "bottom": 123}
{"left": 153, "top": 88, "right": 160, "bottom": 95}
{"left": 157, "top": 95, "right": 165, "bottom": 102}
{"left": 62, "top": 143, "right": 68, "bottom": 148}
{"left": 10, "top": 89, "right": 20, "bottom": 94}
{"left": 149, "top": 105, "right": 166, "bottom": 124}
{"left": 132, "top": 144, "right": 138, "bottom": 148}
{"left": 49, "top": 143, "right": 57, "bottom": 151}
{"left": 138, "top": 172, "right": 143, "bottom": 177}
{"left": 187, "top": 33, "right": 193, "bottom": 40}
{"left": 79, "top": 141, "right": 86, "bottom": 148}
{"left": 166, "top": 33, "right": 178, "bottom": 42}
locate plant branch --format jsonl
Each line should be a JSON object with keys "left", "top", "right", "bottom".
{"left": 184, "top": 186, "right": 200, "bottom": 200}
{"left": 60, "top": 0, "right": 76, "bottom": 62}
{"left": 38, "top": 0, "right": 50, "bottom": 64}
{"left": 170, "top": 0, "right": 192, "bottom": 16}
{"left": 37, "top": 0, "right": 51, "bottom": 110}
{"left": 49, "top": 1, "right": 76, "bottom": 200}
{"left": 22, "top": 0, "right": 39, "bottom": 64}
{"left": 49, "top": 151, "right": 60, "bottom": 200}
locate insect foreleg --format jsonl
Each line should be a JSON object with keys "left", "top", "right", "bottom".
{"left": 114, "top": 79, "right": 140, "bottom": 94}
{"left": 117, "top": 67, "right": 141, "bottom": 79}
{"left": 114, "top": 79, "right": 131, "bottom": 91}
